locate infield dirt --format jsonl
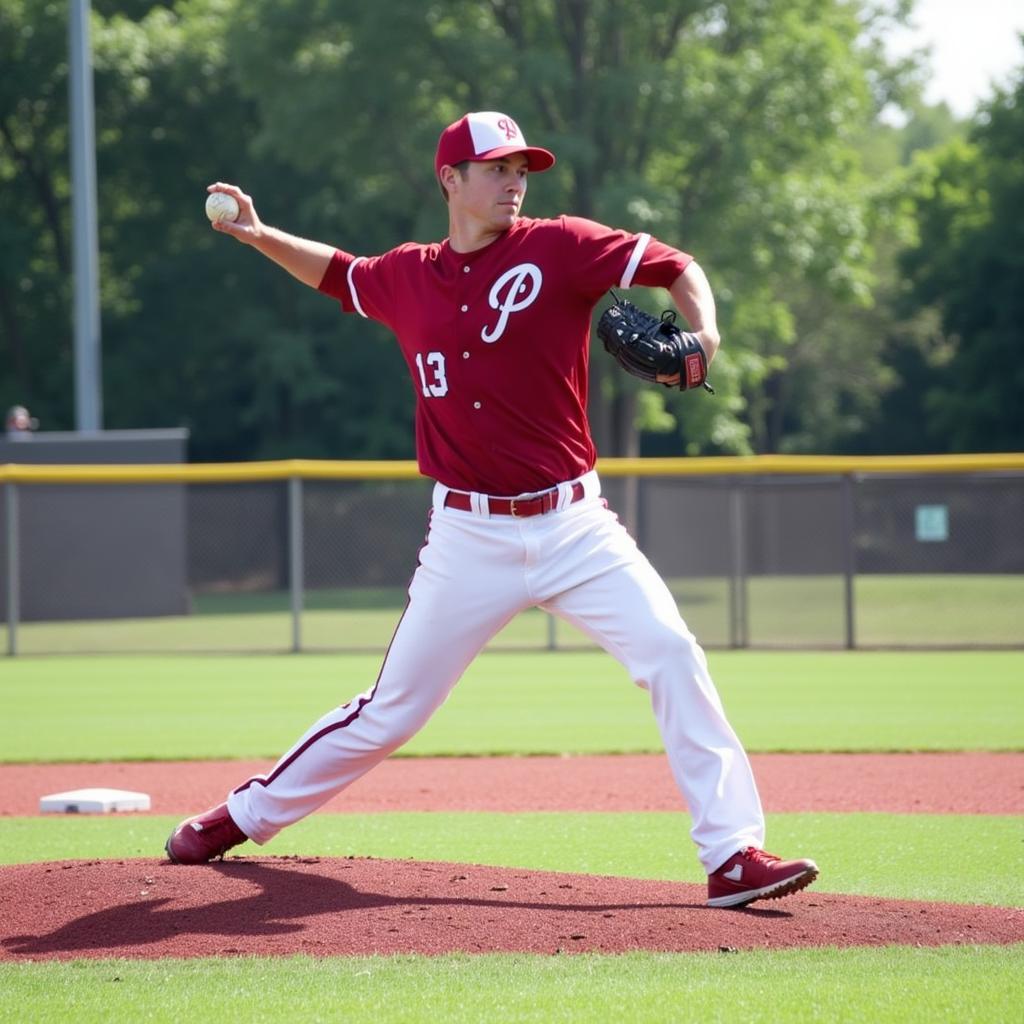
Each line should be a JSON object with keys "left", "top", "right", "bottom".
{"left": 2, "top": 753, "right": 1021, "bottom": 959}
{"left": 3, "top": 752, "right": 1022, "bottom": 817}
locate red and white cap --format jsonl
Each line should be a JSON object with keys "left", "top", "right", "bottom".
{"left": 435, "top": 111, "right": 556, "bottom": 177}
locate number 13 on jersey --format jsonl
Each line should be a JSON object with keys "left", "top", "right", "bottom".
{"left": 415, "top": 351, "right": 449, "bottom": 397}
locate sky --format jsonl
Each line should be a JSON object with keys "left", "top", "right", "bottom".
{"left": 884, "top": 0, "right": 1024, "bottom": 117}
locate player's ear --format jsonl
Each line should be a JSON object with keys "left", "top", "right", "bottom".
{"left": 439, "top": 164, "right": 461, "bottom": 196}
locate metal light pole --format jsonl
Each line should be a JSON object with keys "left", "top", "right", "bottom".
{"left": 68, "top": 0, "right": 103, "bottom": 431}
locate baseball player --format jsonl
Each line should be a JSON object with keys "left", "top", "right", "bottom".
{"left": 167, "top": 111, "right": 818, "bottom": 909}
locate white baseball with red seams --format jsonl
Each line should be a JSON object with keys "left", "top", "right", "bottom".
{"left": 204, "top": 191, "right": 239, "bottom": 223}
{"left": 224, "top": 208, "right": 767, "bottom": 874}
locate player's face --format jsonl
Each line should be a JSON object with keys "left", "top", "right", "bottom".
{"left": 453, "top": 155, "right": 529, "bottom": 230}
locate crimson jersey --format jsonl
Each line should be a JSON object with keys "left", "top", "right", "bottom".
{"left": 318, "top": 215, "right": 692, "bottom": 494}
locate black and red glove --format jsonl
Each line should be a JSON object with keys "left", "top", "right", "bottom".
{"left": 597, "top": 298, "right": 713, "bottom": 392}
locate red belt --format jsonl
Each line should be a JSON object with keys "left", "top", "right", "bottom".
{"left": 444, "top": 481, "right": 585, "bottom": 518}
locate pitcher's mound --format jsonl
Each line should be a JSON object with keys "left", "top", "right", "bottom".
{"left": 2, "top": 856, "right": 1020, "bottom": 960}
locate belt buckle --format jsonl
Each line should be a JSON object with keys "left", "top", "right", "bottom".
{"left": 514, "top": 490, "right": 555, "bottom": 517}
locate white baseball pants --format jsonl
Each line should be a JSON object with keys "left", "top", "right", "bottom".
{"left": 227, "top": 470, "right": 765, "bottom": 874}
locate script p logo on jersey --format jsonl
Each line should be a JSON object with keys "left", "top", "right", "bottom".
{"left": 481, "top": 263, "right": 542, "bottom": 343}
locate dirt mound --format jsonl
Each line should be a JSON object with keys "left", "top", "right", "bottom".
{"left": 2, "top": 857, "right": 1020, "bottom": 960}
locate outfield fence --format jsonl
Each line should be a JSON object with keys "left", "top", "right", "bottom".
{"left": 2, "top": 455, "right": 1023, "bottom": 655}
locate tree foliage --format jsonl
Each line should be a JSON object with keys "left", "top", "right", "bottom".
{"left": 892, "top": 67, "right": 1024, "bottom": 451}
{"left": 1, "top": 0, "right": 1018, "bottom": 461}
{"left": 0, "top": 0, "right": 76, "bottom": 430}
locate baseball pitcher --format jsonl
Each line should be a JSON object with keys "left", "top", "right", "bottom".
{"left": 167, "top": 111, "right": 818, "bottom": 909}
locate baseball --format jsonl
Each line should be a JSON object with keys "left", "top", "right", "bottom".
{"left": 205, "top": 191, "right": 240, "bottom": 224}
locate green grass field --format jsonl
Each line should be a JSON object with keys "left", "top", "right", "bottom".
{"left": 1, "top": 649, "right": 1022, "bottom": 1022}
{"left": 1, "top": 650, "right": 1021, "bottom": 761}
{"left": 4, "top": 812, "right": 1022, "bottom": 906}
{"left": 3, "top": 574, "right": 1022, "bottom": 654}
{"left": 2, "top": 947, "right": 1022, "bottom": 1024}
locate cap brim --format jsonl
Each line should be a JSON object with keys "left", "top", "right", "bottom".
{"left": 472, "top": 145, "right": 556, "bottom": 172}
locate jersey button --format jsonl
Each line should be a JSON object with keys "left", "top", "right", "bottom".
{"left": 462, "top": 352, "right": 470, "bottom": 359}
{"left": 473, "top": 401, "right": 481, "bottom": 409}
{"left": 463, "top": 266, "right": 470, "bottom": 273}
{"left": 460, "top": 304, "right": 468, "bottom": 312}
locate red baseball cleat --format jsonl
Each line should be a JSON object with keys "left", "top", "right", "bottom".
{"left": 707, "top": 847, "right": 819, "bottom": 908}
{"left": 165, "top": 803, "right": 248, "bottom": 864}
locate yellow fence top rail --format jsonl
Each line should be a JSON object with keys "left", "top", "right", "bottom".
{"left": 601, "top": 453, "right": 1024, "bottom": 476}
{"left": 2, "top": 453, "right": 1023, "bottom": 484}
{"left": 0, "top": 459, "right": 420, "bottom": 484}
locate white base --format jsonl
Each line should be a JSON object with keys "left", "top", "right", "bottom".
{"left": 39, "top": 788, "right": 151, "bottom": 814}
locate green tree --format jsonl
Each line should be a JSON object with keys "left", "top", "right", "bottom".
{"left": 755, "top": 94, "right": 966, "bottom": 455}
{"left": 0, "top": 0, "right": 75, "bottom": 429}
{"left": 1, "top": 0, "right": 417, "bottom": 460}
{"left": 1, "top": 0, "right": 937, "bottom": 461}
{"left": 894, "top": 64, "right": 1024, "bottom": 451}
{"left": 228, "top": 0, "right": 916, "bottom": 456}
{"left": 90, "top": 0, "right": 421, "bottom": 460}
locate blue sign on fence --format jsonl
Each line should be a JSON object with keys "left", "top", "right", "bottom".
{"left": 915, "top": 504, "right": 949, "bottom": 542}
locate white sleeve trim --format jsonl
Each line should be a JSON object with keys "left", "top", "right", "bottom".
{"left": 347, "top": 256, "right": 368, "bottom": 318}
{"left": 619, "top": 233, "right": 651, "bottom": 289}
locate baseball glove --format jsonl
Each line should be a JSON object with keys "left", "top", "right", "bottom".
{"left": 597, "top": 297, "right": 713, "bottom": 392}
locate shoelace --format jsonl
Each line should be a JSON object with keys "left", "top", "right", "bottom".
{"left": 741, "top": 847, "right": 782, "bottom": 866}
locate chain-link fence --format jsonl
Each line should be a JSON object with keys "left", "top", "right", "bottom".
{"left": 3, "top": 460, "right": 1022, "bottom": 655}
